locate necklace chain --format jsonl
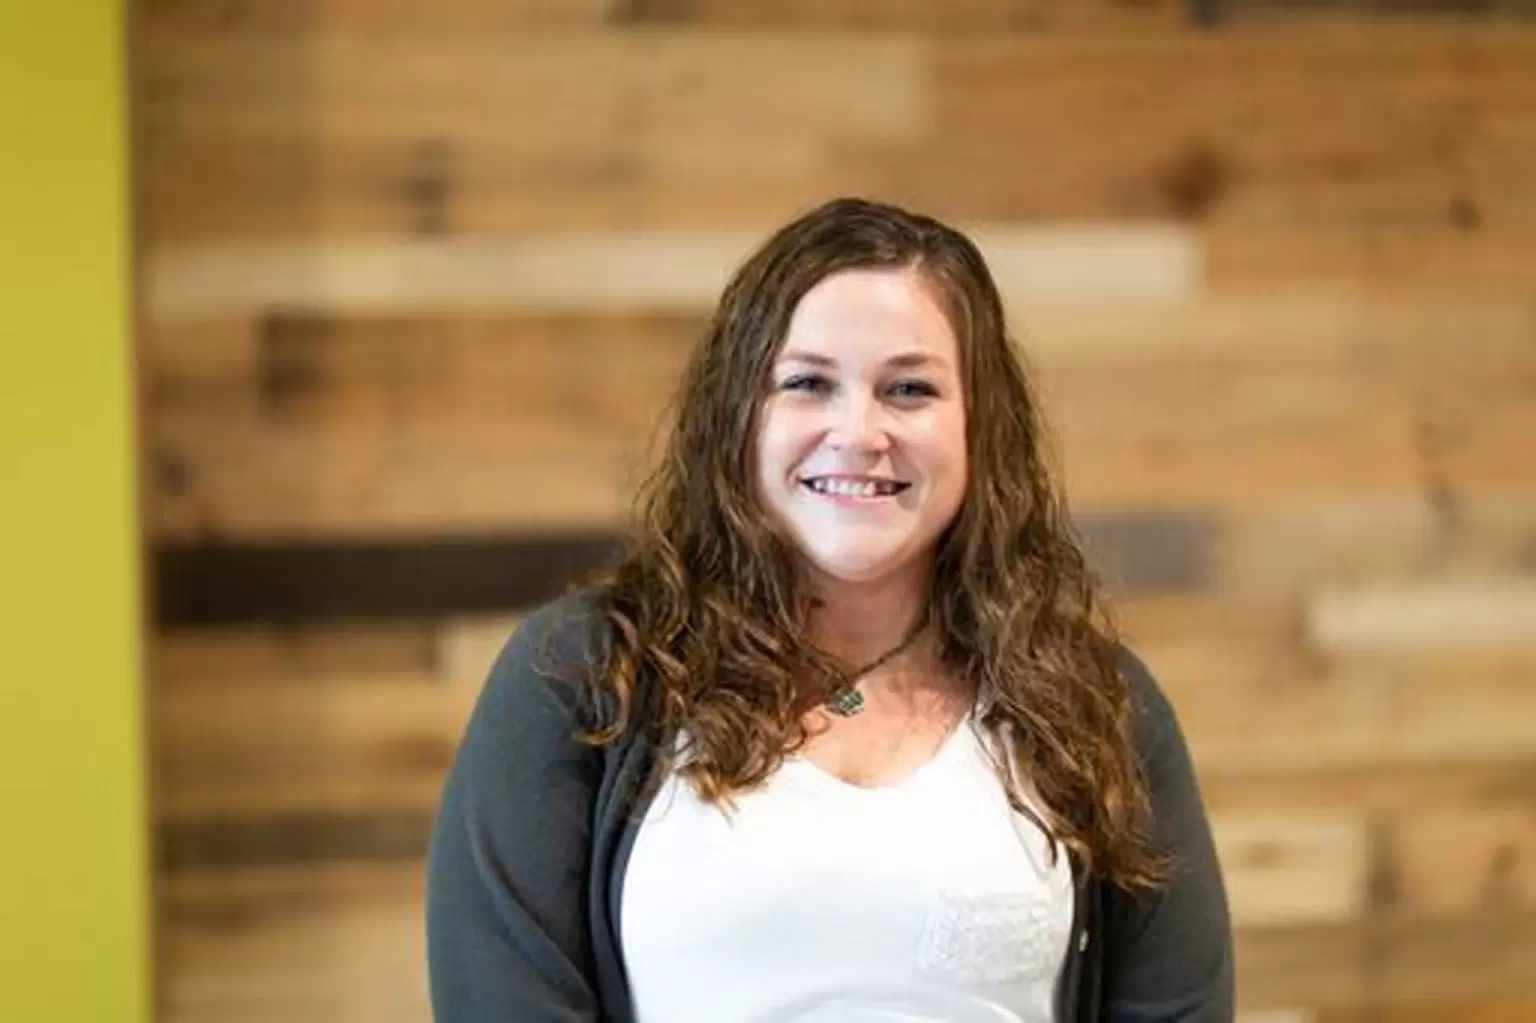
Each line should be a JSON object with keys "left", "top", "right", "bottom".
{"left": 824, "top": 619, "right": 927, "bottom": 717}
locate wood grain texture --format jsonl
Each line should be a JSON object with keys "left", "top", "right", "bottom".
{"left": 145, "top": 227, "right": 1197, "bottom": 321}
{"left": 143, "top": 295, "right": 1535, "bottom": 538}
{"left": 140, "top": 0, "right": 624, "bottom": 33}
{"left": 134, "top": 10, "right": 1536, "bottom": 1022}
{"left": 629, "top": 0, "right": 1189, "bottom": 32}
{"left": 137, "top": 27, "right": 1536, "bottom": 240}
{"left": 156, "top": 859, "right": 1536, "bottom": 1022}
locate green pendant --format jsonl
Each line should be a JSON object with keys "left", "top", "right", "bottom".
{"left": 825, "top": 686, "right": 866, "bottom": 717}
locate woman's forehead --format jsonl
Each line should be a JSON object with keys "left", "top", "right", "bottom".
{"left": 778, "top": 268, "right": 959, "bottom": 364}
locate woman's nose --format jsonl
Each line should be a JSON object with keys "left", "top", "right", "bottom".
{"left": 826, "top": 392, "right": 890, "bottom": 451}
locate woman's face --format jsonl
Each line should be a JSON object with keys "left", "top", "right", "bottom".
{"left": 755, "top": 267, "right": 968, "bottom": 587}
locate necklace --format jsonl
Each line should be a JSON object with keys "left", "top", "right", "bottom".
{"left": 823, "top": 619, "right": 927, "bottom": 717}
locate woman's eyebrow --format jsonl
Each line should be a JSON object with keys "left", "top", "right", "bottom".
{"left": 886, "top": 351, "right": 945, "bottom": 370}
{"left": 773, "top": 350, "right": 949, "bottom": 370}
{"left": 774, "top": 349, "right": 836, "bottom": 367}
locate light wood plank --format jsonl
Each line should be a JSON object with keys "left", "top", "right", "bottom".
{"left": 155, "top": 673, "right": 472, "bottom": 818}
{"left": 1217, "top": 815, "right": 1370, "bottom": 928}
{"left": 1202, "top": 761, "right": 1536, "bottom": 821}
{"left": 153, "top": 619, "right": 503, "bottom": 818}
{"left": 1390, "top": 806, "right": 1536, "bottom": 919}
{"left": 1308, "top": 579, "right": 1536, "bottom": 654}
{"left": 161, "top": 864, "right": 427, "bottom": 1023}
{"left": 1217, "top": 495, "right": 1536, "bottom": 600}
{"left": 145, "top": 225, "right": 1196, "bottom": 322}
{"left": 1016, "top": 297, "right": 1536, "bottom": 364}
{"left": 1150, "top": 646, "right": 1536, "bottom": 776}
{"left": 154, "top": 621, "right": 438, "bottom": 684}
{"left": 437, "top": 614, "right": 523, "bottom": 692}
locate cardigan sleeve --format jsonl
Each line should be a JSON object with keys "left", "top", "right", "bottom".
{"left": 425, "top": 597, "right": 608, "bottom": 1023}
{"left": 1100, "top": 645, "right": 1236, "bottom": 1022}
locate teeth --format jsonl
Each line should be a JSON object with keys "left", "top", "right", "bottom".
{"left": 808, "top": 478, "right": 900, "bottom": 498}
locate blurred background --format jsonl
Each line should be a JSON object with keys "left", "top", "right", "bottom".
{"left": 4, "top": 0, "right": 1535, "bottom": 1021}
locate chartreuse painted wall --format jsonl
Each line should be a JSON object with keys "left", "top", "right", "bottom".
{"left": 0, "top": 2, "right": 152, "bottom": 1021}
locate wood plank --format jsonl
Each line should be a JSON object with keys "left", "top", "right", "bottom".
{"left": 151, "top": 537, "right": 622, "bottom": 623}
{"left": 1145, "top": 643, "right": 1536, "bottom": 775}
{"left": 1202, "top": 760, "right": 1536, "bottom": 820}
{"left": 1318, "top": 997, "right": 1536, "bottom": 1023}
{"left": 1371, "top": 911, "right": 1536, "bottom": 1003}
{"left": 1237, "top": 922, "right": 1374, "bottom": 1010}
{"left": 437, "top": 614, "right": 523, "bottom": 690}
{"left": 138, "top": 34, "right": 922, "bottom": 147}
{"left": 154, "top": 675, "right": 469, "bottom": 818}
{"left": 1238, "top": 913, "right": 1536, "bottom": 1011}
{"left": 152, "top": 616, "right": 516, "bottom": 818}
{"left": 145, "top": 311, "right": 690, "bottom": 538}
{"left": 1207, "top": 222, "right": 1536, "bottom": 299}
{"left": 153, "top": 620, "right": 438, "bottom": 683}
{"left": 142, "top": 0, "right": 1191, "bottom": 34}
{"left": 136, "top": 27, "right": 1536, "bottom": 239}
{"left": 140, "top": 0, "right": 622, "bottom": 33}
{"left": 1388, "top": 805, "right": 1536, "bottom": 919}
{"left": 1217, "top": 495, "right": 1536, "bottom": 600}
{"left": 909, "top": 28, "right": 1536, "bottom": 227}
{"left": 144, "top": 226, "right": 1196, "bottom": 321}
{"left": 1216, "top": 815, "right": 1370, "bottom": 928}
{"left": 160, "top": 811, "right": 433, "bottom": 870}
{"left": 1039, "top": 322, "right": 1536, "bottom": 508}
{"left": 137, "top": 32, "right": 922, "bottom": 240}
{"left": 161, "top": 863, "right": 427, "bottom": 1023}
{"left": 1015, "top": 297, "right": 1536, "bottom": 364}
{"left": 1307, "top": 579, "right": 1536, "bottom": 654}
{"left": 630, "top": 0, "right": 1189, "bottom": 33}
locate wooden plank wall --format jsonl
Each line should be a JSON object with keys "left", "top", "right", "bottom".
{"left": 132, "top": 1, "right": 1536, "bottom": 1020}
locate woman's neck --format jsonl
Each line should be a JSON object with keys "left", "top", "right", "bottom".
{"left": 805, "top": 567, "right": 929, "bottom": 673}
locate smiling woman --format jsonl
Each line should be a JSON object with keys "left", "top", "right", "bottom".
{"left": 756, "top": 267, "right": 969, "bottom": 721}
{"left": 759, "top": 268, "right": 968, "bottom": 591}
{"left": 425, "top": 197, "right": 1234, "bottom": 1023}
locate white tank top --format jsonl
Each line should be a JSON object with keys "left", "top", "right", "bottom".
{"left": 619, "top": 713, "right": 1075, "bottom": 1022}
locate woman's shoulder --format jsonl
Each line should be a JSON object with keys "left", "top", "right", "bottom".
{"left": 474, "top": 584, "right": 619, "bottom": 731}
{"left": 500, "top": 584, "right": 613, "bottom": 667}
{"left": 1107, "top": 640, "right": 1187, "bottom": 768}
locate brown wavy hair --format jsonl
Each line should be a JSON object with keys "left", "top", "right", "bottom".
{"left": 581, "top": 196, "right": 1169, "bottom": 891}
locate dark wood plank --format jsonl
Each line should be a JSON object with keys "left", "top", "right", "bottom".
{"left": 159, "top": 811, "right": 432, "bottom": 871}
{"left": 152, "top": 534, "right": 623, "bottom": 625}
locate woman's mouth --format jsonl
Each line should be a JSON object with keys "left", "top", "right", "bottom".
{"left": 799, "top": 476, "right": 912, "bottom": 501}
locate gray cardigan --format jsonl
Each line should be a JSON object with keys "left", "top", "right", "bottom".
{"left": 425, "top": 590, "right": 1235, "bottom": 1021}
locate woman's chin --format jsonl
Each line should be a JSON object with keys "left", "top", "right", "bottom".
{"left": 800, "top": 546, "right": 921, "bottom": 586}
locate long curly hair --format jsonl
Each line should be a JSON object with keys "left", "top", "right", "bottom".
{"left": 580, "top": 196, "right": 1168, "bottom": 891}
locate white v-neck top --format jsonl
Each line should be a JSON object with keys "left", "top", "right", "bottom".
{"left": 619, "top": 714, "right": 1075, "bottom": 1022}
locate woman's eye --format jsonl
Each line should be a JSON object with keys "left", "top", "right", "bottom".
{"left": 781, "top": 374, "right": 832, "bottom": 394}
{"left": 890, "top": 379, "right": 939, "bottom": 399}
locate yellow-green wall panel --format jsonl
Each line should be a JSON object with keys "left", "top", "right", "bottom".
{"left": 0, "top": 2, "right": 151, "bottom": 1021}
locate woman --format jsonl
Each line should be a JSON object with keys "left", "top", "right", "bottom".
{"left": 425, "top": 197, "right": 1234, "bottom": 1022}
